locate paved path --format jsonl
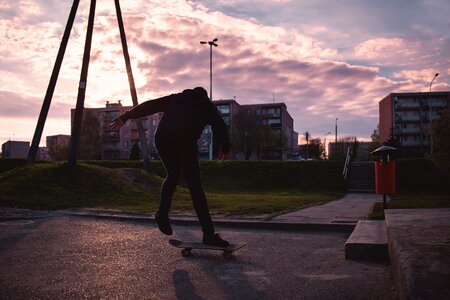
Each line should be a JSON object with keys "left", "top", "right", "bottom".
{"left": 270, "top": 193, "right": 381, "bottom": 224}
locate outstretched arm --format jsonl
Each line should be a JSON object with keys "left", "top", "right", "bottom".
{"left": 110, "top": 95, "right": 171, "bottom": 129}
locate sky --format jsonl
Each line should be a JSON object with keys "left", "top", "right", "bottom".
{"left": 1, "top": 0, "right": 449, "bottom": 148}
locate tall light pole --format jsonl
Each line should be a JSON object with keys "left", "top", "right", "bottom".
{"left": 200, "top": 38, "right": 218, "bottom": 160}
{"left": 324, "top": 131, "right": 331, "bottom": 159}
{"left": 429, "top": 73, "right": 439, "bottom": 155}
{"left": 335, "top": 118, "right": 338, "bottom": 159}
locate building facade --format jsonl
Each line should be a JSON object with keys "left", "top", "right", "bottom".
{"left": 75, "top": 98, "right": 297, "bottom": 160}
{"left": 1, "top": 141, "right": 30, "bottom": 158}
{"left": 379, "top": 92, "right": 450, "bottom": 157}
{"left": 46, "top": 134, "right": 70, "bottom": 148}
{"left": 205, "top": 100, "right": 297, "bottom": 160}
{"left": 74, "top": 101, "right": 161, "bottom": 160}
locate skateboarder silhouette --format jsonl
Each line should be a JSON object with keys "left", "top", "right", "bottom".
{"left": 111, "top": 87, "right": 230, "bottom": 247}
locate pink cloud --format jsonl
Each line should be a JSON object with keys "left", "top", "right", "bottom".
{"left": 353, "top": 38, "right": 420, "bottom": 65}
{"left": 1, "top": 0, "right": 447, "bottom": 148}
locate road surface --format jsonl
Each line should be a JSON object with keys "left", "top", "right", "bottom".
{"left": 0, "top": 216, "right": 394, "bottom": 299}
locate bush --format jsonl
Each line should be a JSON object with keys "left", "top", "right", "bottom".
{"left": 396, "top": 158, "right": 450, "bottom": 194}
{"left": 198, "top": 160, "right": 345, "bottom": 192}
{"left": 0, "top": 158, "right": 26, "bottom": 173}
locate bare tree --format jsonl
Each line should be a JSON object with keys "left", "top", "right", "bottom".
{"left": 231, "top": 110, "right": 261, "bottom": 160}
{"left": 78, "top": 110, "right": 101, "bottom": 160}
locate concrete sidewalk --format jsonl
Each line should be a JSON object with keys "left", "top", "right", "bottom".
{"left": 385, "top": 208, "right": 450, "bottom": 300}
{"left": 270, "top": 193, "right": 381, "bottom": 224}
{"left": 46, "top": 193, "right": 380, "bottom": 233}
{"left": 0, "top": 193, "right": 380, "bottom": 227}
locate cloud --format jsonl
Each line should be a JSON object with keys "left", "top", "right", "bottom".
{"left": 1, "top": 0, "right": 449, "bottom": 148}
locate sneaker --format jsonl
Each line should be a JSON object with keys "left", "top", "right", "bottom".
{"left": 203, "top": 233, "right": 230, "bottom": 248}
{"left": 155, "top": 213, "right": 173, "bottom": 235}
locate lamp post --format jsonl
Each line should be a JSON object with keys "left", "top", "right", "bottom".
{"left": 200, "top": 38, "right": 218, "bottom": 160}
{"left": 324, "top": 131, "right": 331, "bottom": 159}
{"left": 429, "top": 73, "right": 439, "bottom": 155}
{"left": 335, "top": 118, "right": 338, "bottom": 159}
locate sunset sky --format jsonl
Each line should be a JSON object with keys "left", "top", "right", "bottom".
{"left": 1, "top": 0, "right": 449, "bottom": 148}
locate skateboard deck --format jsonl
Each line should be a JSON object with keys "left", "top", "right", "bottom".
{"left": 169, "top": 239, "right": 246, "bottom": 259}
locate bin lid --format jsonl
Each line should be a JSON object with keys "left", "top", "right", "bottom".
{"left": 371, "top": 145, "right": 397, "bottom": 156}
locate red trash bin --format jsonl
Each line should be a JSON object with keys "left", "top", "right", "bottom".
{"left": 375, "top": 161, "right": 396, "bottom": 194}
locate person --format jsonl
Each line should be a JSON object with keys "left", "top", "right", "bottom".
{"left": 111, "top": 87, "right": 230, "bottom": 247}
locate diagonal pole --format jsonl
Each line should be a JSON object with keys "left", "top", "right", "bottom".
{"left": 68, "top": 0, "right": 97, "bottom": 166}
{"left": 27, "top": 0, "right": 80, "bottom": 164}
{"left": 114, "top": 0, "right": 150, "bottom": 170}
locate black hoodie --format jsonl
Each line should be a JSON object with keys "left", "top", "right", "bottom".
{"left": 120, "top": 89, "right": 230, "bottom": 152}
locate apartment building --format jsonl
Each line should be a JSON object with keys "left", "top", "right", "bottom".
{"left": 379, "top": 91, "right": 450, "bottom": 156}
{"left": 74, "top": 101, "right": 161, "bottom": 160}
{"left": 75, "top": 98, "right": 297, "bottom": 160}
{"left": 203, "top": 100, "right": 297, "bottom": 160}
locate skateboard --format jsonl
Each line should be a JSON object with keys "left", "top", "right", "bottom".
{"left": 169, "top": 239, "right": 246, "bottom": 259}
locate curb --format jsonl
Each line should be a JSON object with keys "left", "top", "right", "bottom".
{"left": 63, "top": 212, "right": 356, "bottom": 233}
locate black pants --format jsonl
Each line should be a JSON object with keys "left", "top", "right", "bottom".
{"left": 156, "top": 142, "right": 214, "bottom": 236}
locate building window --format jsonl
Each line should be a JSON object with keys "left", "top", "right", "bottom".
{"left": 217, "top": 105, "right": 230, "bottom": 114}
{"left": 268, "top": 118, "right": 281, "bottom": 126}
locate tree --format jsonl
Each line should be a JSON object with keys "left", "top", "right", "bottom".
{"left": 329, "top": 136, "right": 358, "bottom": 161}
{"left": 431, "top": 108, "right": 450, "bottom": 173}
{"left": 299, "top": 137, "right": 325, "bottom": 159}
{"left": 230, "top": 110, "right": 261, "bottom": 160}
{"left": 368, "top": 127, "right": 381, "bottom": 160}
{"left": 78, "top": 110, "right": 101, "bottom": 160}
{"left": 130, "top": 142, "right": 140, "bottom": 160}
{"left": 304, "top": 131, "right": 310, "bottom": 159}
{"left": 310, "top": 138, "right": 326, "bottom": 159}
{"left": 383, "top": 128, "right": 402, "bottom": 159}
{"left": 48, "top": 144, "right": 69, "bottom": 161}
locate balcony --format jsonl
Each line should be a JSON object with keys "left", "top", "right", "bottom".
{"left": 401, "top": 140, "right": 429, "bottom": 146}
{"left": 397, "top": 128, "right": 421, "bottom": 134}
{"left": 102, "top": 134, "right": 120, "bottom": 141}
{"left": 395, "top": 115, "right": 428, "bottom": 122}
{"left": 395, "top": 102, "right": 420, "bottom": 109}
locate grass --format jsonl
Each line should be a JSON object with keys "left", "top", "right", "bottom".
{"left": 0, "top": 161, "right": 343, "bottom": 216}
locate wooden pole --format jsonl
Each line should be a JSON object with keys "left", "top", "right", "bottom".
{"left": 68, "top": 0, "right": 97, "bottom": 166}
{"left": 27, "top": 0, "right": 80, "bottom": 163}
{"left": 114, "top": 0, "right": 150, "bottom": 170}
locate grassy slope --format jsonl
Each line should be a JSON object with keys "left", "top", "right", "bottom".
{"left": 0, "top": 160, "right": 344, "bottom": 215}
{"left": 0, "top": 162, "right": 166, "bottom": 211}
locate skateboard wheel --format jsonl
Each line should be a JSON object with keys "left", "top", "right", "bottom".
{"left": 181, "top": 248, "right": 191, "bottom": 257}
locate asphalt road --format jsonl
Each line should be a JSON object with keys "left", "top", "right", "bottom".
{"left": 0, "top": 216, "right": 394, "bottom": 299}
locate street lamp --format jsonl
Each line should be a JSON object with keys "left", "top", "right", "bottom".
{"left": 200, "top": 38, "right": 218, "bottom": 160}
{"left": 324, "top": 131, "right": 331, "bottom": 159}
{"left": 429, "top": 73, "right": 439, "bottom": 155}
{"left": 335, "top": 118, "right": 338, "bottom": 158}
